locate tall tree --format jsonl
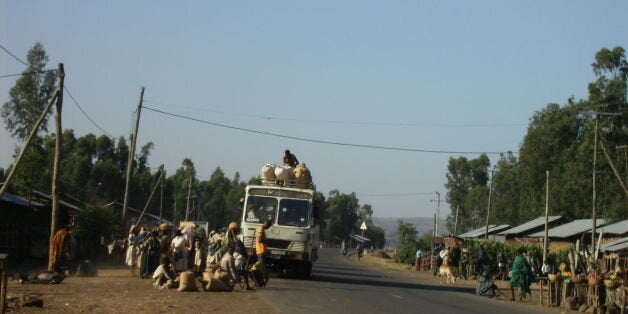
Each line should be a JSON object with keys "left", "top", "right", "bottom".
{"left": 444, "top": 154, "right": 489, "bottom": 233}
{"left": 1, "top": 43, "right": 56, "bottom": 141}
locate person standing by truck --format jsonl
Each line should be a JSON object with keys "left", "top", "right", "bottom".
{"left": 255, "top": 220, "right": 271, "bottom": 286}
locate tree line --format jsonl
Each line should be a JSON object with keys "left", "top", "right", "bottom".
{"left": 444, "top": 46, "right": 627, "bottom": 234}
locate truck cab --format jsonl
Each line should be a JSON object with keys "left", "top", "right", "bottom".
{"left": 240, "top": 182, "right": 320, "bottom": 277}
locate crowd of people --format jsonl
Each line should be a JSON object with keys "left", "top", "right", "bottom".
{"left": 122, "top": 219, "right": 272, "bottom": 291}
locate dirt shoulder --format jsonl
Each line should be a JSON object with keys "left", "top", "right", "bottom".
{"left": 348, "top": 251, "right": 570, "bottom": 313}
{"left": 5, "top": 265, "right": 275, "bottom": 313}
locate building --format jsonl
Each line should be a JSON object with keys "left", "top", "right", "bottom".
{"left": 497, "top": 216, "right": 565, "bottom": 245}
{"left": 529, "top": 219, "right": 607, "bottom": 252}
{"left": 457, "top": 224, "right": 511, "bottom": 240}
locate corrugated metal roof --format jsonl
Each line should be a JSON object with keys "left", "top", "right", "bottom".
{"left": 602, "top": 237, "right": 628, "bottom": 253}
{"left": 598, "top": 219, "right": 628, "bottom": 236}
{"left": 458, "top": 226, "right": 493, "bottom": 238}
{"left": 600, "top": 237, "right": 628, "bottom": 252}
{"left": 30, "top": 190, "right": 82, "bottom": 211}
{"left": 458, "top": 224, "right": 511, "bottom": 239}
{"left": 499, "top": 216, "right": 563, "bottom": 236}
{"left": 1, "top": 192, "right": 44, "bottom": 207}
{"left": 529, "top": 219, "right": 607, "bottom": 238}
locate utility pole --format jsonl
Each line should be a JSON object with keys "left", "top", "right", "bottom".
{"left": 159, "top": 165, "right": 164, "bottom": 223}
{"left": 587, "top": 110, "right": 622, "bottom": 254}
{"left": 50, "top": 63, "right": 64, "bottom": 246}
{"left": 430, "top": 192, "right": 441, "bottom": 237}
{"left": 618, "top": 145, "right": 628, "bottom": 209}
{"left": 185, "top": 176, "right": 192, "bottom": 221}
{"left": 122, "top": 87, "right": 145, "bottom": 225}
{"left": 0, "top": 89, "right": 59, "bottom": 198}
{"left": 484, "top": 167, "right": 496, "bottom": 240}
{"left": 135, "top": 169, "right": 164, "bottom": 225}
{"left": 592, "top": 115, "right": 598, "bottom": 252}
{"left": 454, "top": 206, "right": 459, "bottom": 235}
{"left": 543, "top": 170, "right": 550, "bottom": 264}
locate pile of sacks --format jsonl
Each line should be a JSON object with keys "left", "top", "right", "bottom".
{"left": 174, "top": 267, "right": 233, "bottom": 293}
{"left": 261, "top": 163, "right": 312, "bottom": 185}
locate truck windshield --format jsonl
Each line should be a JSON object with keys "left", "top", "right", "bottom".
{"left": 244, "top": 196, "right": 277, "bottom": 223}
{"left": 277, "top": 199, "right": 310, "bottom": 227}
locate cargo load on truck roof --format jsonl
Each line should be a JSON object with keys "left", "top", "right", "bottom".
{"left": 260, "top": 163, "right": 314, "bottom": 189}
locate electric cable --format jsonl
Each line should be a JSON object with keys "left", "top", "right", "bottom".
{"left": 143, "top": 105, "right": 514, "bottom": 155}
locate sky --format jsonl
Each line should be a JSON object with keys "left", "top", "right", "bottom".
{"left": 1, "top": 1, "right": 627, "bottom": 220}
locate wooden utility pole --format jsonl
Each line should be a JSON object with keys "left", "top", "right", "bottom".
{"left": 50, "top": 63, "right": 64, "bottom": 243}
{"left": 0, "top": 89, "right": 59, "bottom": 198}
{"left": 454, "top": 207, "right": 459, "bottom": 235}
{"left": 185, "top": 176, "right": 192, "bottom": 220}
{"left": 599, "top": 141, "right": 628, "bottom": 197}
{"left": 591, "top": 117, "right": 598, "bottom": 254}
{"left": 430, "top": 193, "right": 441, "bottom": 237}
{"left": 159, "top": 165, "right": 164, "bottom": 223}
{"left": 484, "top": 167, "right": 495, "bottom": 240}
{"left": 136, "top": 169, "right": 164, "bottom": 225}
{"left": 122, "top": 87, "right": 145, "bottom": 225}
{"left": 543, "top": 170, "right": 550, "bottom": 264}
{"left": 587, "top": 110, "right": 621, "bottom": 254}
{"left": 173, "top": 198, "right": 177, "bottom": 226}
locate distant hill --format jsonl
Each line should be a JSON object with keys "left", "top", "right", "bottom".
{"left": 371, "top": 217, "right": 449, "bottom": 248}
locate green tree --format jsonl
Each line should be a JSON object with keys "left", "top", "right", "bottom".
{"left": 444, "top": 154, "right": 489, "bottom": 234}
{"left": 1, "top": 43, "right": 56, "bottom": 141}
{"left": 394, "top": 220, "right": 418, "bottom": 264}
{"left": 322, "top": 190, "right": 360, "bottom": 245}
{"left": 74, "top": 204, "right": 118, "bottom": 258}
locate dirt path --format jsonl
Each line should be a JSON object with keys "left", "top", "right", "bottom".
{"left": 5, "top": 266, "right": 275, "bottom": 313}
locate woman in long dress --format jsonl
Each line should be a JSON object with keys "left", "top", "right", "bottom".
{"left": 171, "top": 229, "right": 188, "bottom": 273}
{"left": 125, "top": 225, "right": 138, "bottom": 274}
{"left": 509, "top": 248, "right": 534, "bottom": 301}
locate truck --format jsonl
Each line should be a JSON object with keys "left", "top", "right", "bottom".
{"left": 240, "top": 171, "right": 320, "bottom": 278}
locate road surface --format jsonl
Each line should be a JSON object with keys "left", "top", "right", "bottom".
{"left": 261, "top": 248, "right": 553, "bottom": 314}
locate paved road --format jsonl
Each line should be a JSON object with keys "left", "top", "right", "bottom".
{"left": 261, "top": 248, "right": 553, "bottom": 314}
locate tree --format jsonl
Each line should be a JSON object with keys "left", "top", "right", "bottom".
{"left": 1, "top": 43, "right": 56, "bottom": 141}
{"left": 322, "top": 190, "right": 360, "bottom": 244}
{"left": 394, "top": 220, "right": 418, "bottom": 264}
{"left": 444, "top": 154, "right": 490, "bottom": 234}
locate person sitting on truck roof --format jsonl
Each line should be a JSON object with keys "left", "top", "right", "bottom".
{"left": 283, "top": 149, "right": 299, "bottom": 167}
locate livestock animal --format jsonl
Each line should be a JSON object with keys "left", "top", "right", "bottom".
{"left": 438, "top": 253, "right": 457, "bottom": 284}
{"left": 107, "top": 239, "right": 126, "bottom": 265}
{"left": 12, "top": 271, "right": 65, "bottom": 284}
{"left": 438, "top": 265, "right": 457, "bottom": 284}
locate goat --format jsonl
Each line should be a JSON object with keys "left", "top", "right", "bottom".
{"left": 107, "top": 239, "right": 126, "bottom": 265}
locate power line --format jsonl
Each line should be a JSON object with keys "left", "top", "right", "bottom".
{"left": 0, "top": 69, "right": 57, "bottom": 78}
{"left": 1, "top": 43, "right": 114, "bottom": 139}
{"left": 144, "top": 99, "right": 526, "bottom": 128}
{"left": 360, "top": 192, "right": 437, "bottom": 197}
{"left": 63, "top": 86, "right": 115, "bottom": 139}
{"left": 143, "top": 105, "right": 514, "bottom": 155}
{"left": 0, "top": 43, "right": 29, "bottom": 67}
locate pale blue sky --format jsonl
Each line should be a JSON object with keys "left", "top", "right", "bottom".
{"left": 1, "top": 1, "right": 627, "bottom": 219}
